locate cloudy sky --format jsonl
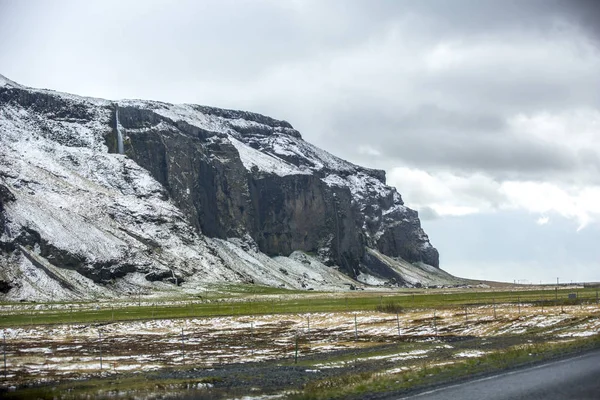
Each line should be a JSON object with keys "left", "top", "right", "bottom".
{"left": 1, "top": 0, "right": 599, "bottom": 283}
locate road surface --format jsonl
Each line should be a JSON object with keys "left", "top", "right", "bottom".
{"left": 401, "top": 349, "right": 600, "bottom": 400}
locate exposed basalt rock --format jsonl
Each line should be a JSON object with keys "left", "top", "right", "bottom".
{"left": 14, "top": 228, "right": 135, "bottom": 284}
{"left": 375, "top": 209, "right": 439, "bottom": 268}
{"left": 145, "top": 270, "right": 184, "bottom": 285}
{"left": 0, "top": 280, "right": 12, "bottom": 293}
{"left": 0, "top": 183, "right": 15, "bottom": 235}
{"left": 248, "top": 174, "right": 365, "bottom": 275}
{"left": 0, "top": 86, "right": 94, "bottom": 121}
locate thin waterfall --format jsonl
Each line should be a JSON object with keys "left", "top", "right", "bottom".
{"left": 116, "top": 107, "right": 124, "bottom": 155}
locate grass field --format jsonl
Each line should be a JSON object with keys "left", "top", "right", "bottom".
{"left": 1, "top": 285, "right": 597, "bottom": 327}
{"left": 1, "top": 285, "right": 599, "bottom": 399}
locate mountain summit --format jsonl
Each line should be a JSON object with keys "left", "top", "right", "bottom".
{"left": 0, "top": 76, "right": 460, "bottom": 300}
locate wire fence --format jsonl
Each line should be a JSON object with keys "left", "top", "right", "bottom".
{"left": 2, "top": 296, "right": 600, "bottom": 387}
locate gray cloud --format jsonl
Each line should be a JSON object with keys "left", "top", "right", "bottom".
{"left": 330, "top": 102, "right": 599, "bottom": 184}
{"left": 417, "top": 206, "right": 440, "bottom": 221}
{"left": 558, "top": 0, "right": 600, "bottom": 43}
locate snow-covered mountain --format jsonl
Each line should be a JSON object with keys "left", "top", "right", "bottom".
{"left": 0, "top": 75, "right": 462, "bottom": 300}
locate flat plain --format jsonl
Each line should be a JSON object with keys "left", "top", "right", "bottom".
{"left": 1, "top": 285, "right": 599, "bottom": 399}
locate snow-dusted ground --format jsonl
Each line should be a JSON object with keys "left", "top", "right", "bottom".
{"left": 2, "top": 303, "right": 599, "bottom": 388}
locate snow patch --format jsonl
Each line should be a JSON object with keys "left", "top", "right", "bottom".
{"left": 229, "top": 137, "right": 311, "bottom": 177}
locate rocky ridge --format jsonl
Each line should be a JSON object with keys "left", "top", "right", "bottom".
{"left": 0, "top": 75, "right": 461, "bottom": 300}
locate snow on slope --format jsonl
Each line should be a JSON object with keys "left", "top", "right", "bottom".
{"left": 365, "top": 249, "right": 462, "bottom": 287}
{"left": 0, "top": 83, "right": 360, "bottom": 300}
{"left": 0, "top": 77, "right": 450, "bottom": 300}
{"left": 118, "top": 97, "right": 366, "bottom": 179}
{"left": 228, "top": 137, "right": 311, "bottom": 177}
{"left": 0, "top": 74, "right": 22, "bottom": 88}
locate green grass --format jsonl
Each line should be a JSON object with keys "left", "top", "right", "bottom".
{"left": 0, "top": 374, "right": 223, "bottom": 400}
{"left": 1, "top": 287, "right": 598, "bottom": 328}
{"left": 290, "top": 334, "right": 600, "bottom": 399}
{"left": 213, "top": 283, "right": 311, "bottom": 295}
{"left": 288, "top": 341, "right": 426, "bottom": 368}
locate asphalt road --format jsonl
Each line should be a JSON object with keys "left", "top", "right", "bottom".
{"left": 400, "top": 349, "right": 600, "bottom": 400}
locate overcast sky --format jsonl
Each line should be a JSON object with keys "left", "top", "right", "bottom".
{"left": 1, "top": 0, "right": 599, "bottom": 283}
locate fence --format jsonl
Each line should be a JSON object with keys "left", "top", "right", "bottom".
{"left": 2, "top": 295, "right": 600, "bottom": 387}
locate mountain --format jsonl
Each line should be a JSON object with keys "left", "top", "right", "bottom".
{"left": 0, "top": 75, "right": 462, "bottom": 300}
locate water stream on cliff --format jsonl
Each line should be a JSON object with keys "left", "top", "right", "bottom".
{"left": 116, "top": 107, "right": 124, "bottom": 154}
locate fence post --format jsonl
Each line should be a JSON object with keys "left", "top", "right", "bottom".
{"left": 251, "top": 322, "right": 255, "bottom": 355}
{"left": 517, "top": 296, "right": 521, "bottom": 315}
{"left": 294, "top": 332, "right": 299, "bottom": 364}
{"left": 433, "top": 310, "right": 437, "bottom": 336}
{"left": 493, "top": 299, "right": 496, "bottom": 320}
{"left": 181, "top": 327, "right": 185, "bottom": 366}
{"left": 354, "top": 314, "right": 358, "bottom": 341}
{"left": 464, "top": 306, "right": 468, "bottom": 323}
{"left": 3, "top": 330, "right": 6, "bottom": 379}
{"left": 99, "top": 330, "right": 103, "bottom": 371}
{"left": 396, "top": 312, "right": 401, "bottom": 336}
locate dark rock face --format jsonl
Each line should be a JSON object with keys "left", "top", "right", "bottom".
{"left": 12, "top": 228, "right": 134, "bottom": 284}
{"left": 376, "top": 221, "right": 439, "bottom": 268}
{"left": 0, "top": 183, "right": 15, "bottom": 238}
{"left": 112, "top": 101, "right": 439, "bottom": 276}
{"left": 247, "top": 174, "right": 365, "bottom": 275}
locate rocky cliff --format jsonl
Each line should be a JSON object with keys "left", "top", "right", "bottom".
{"left": 0, "top": 75, "right": 458, "bottom": 300}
